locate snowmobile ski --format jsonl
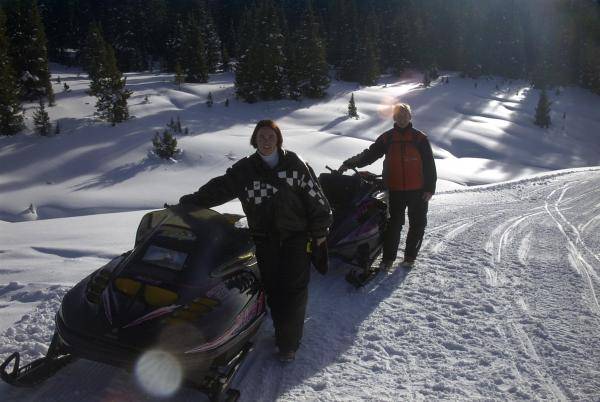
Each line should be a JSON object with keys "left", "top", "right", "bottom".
{"left": 345, "top": 266, "right": 382, "bottom": 288}
{"left": 0, "top": 333, "right": 75, "bottom": 388}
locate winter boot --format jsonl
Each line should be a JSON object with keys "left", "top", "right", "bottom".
{"left": 277, "top": 350, "right": 296, "bottom": 363}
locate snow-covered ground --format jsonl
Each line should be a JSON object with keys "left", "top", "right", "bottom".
{"left": 1, "top": 68, "right": 599, "bottom": 400}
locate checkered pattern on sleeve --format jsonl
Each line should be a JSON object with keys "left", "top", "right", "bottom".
{"left": 244, "top": 180, "right": 278, "bottom": 205}
{"left": 277, "top": 170, "right": 326, "bottom": 206}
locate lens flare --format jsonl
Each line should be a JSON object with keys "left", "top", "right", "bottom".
{"left": 377, "top": 95, "right": 397, "bottom": 120}
{"left": 134, "top": 350, "right": 182, "bottom": 397}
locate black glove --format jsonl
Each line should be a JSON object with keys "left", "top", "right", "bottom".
{"left": 310, "top": 238, "right": 329, "bottom": 275}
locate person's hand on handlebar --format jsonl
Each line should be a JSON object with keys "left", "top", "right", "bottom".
{"left": 338, "top": 163, "right": 349, "bottom": 174}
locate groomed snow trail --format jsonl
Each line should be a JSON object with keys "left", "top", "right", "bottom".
{"left": 237, "top": 169, "right": 600, "bottom": 401}
{"left": 1, "top": 169, "right": 599, "bottom": 401}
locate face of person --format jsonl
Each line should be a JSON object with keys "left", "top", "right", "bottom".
{"left": 256, "top": 127, "right": 278, "bottom": 156}
{"left": 394, "top": 109, "right": 411, "bottom": 128}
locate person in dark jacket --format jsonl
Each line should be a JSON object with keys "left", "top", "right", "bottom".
{"left": 339, "top": 103, "right": 436, "bottom": 270}
{"left": 179, "top": 120, "right": 332, "bottom": 362}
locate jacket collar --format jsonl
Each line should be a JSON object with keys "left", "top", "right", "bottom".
{"left": 251, "top": 147, "right": 287, "bottom": 170}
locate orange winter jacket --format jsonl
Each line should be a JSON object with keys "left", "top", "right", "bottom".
{"left": 343, "top": 123, "right": 437, "bottom": 193}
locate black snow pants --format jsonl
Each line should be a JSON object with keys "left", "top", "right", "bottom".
{"left": 254, "top": 233, "right": 310, "bottom": 353}
{"left": 382, "top": 190, "right": 429, "bottom": 262}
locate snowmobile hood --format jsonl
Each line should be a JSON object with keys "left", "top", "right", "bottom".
{"left": 57, "top": 206, "right": 262, "bottom": 354}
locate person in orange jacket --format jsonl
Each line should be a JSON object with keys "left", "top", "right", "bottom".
{"left": 339, "top": 103, "right": 437, "bottom": 269}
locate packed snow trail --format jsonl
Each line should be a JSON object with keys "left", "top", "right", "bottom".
{"left": 1, "top": 169, "right": 599, "bottom": 401}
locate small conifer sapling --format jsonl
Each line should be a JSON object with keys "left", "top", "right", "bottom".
{"left": 33, "top": 99, "right": 52, "bottom": 136}
{"left": 152, "top": 130, "right": 179, "bottom": 159}
{"left": 534, "top": 90, "right": 552, "bottom": 128}
{"left": 348, "top": 93, "right": 358, "bottom": 119}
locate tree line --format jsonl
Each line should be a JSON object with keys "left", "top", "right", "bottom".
{"left": 1, "top": 0, "right": 599, "bottom": 135}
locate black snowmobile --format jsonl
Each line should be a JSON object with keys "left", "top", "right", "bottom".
{"left": 319, "top": 166, "right": 389, "bottom": 287}
{"left": 0, "top": 205, "right": 266, "bottom": 402}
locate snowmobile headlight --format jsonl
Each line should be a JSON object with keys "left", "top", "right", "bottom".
{"left": 115, "top": 277, "right": 142, "bottom": 296}
{"left": 115, "top": 278, "right": 178, "bottom": 307}
{"left": 144, "top": 285, "right": 178, "bottom": 307}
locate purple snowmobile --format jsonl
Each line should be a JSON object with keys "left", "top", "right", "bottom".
{"left": 1, "top": 205, "right": 265, "bottom": 402}
{"left": 319, "top": 166, "right": 389, "bottom": 287}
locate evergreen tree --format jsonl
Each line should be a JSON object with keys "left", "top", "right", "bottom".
{"left": 200, "top": 9, "right": 222, "bottom": 73}
{"left": 354, "top": 12, "right": 380, "bottom": 86}
{"left": 348, "top": 93, "right": 358, "bottom": 118}
{"left": 5, "top": 0, "right": 54, "bottom": 102}
{"left": 234, "top": 8, "right": 260, "bottom": 102}
{"left": 164, "top": 14, "right": 187, "bottom": 72}
{"left": 206, "top": 91, "right": 213, "bottom": 107}
{"left": 91, "top": 44, "right": 132, "bottom": 125}
{"left": 81, "top": 22, "right": 108, "bottom": 82}
{"left": 386, "top": 12, "right": 410, "bottom": 75}
{"left": 534, "top": 90, "right": 552, "bottom": 128}
{"left": 152, "top": 130, "right": 179, "bottom": 159}
{"left": 180, "top": 17, "right": 208, "bottom": 83}
{"left": 0, "top": 9, "right": 23, "bottom": 136}
{"left": 235, "top": 1, "right": 287, "bottom": 102}
{"left": 288, "top": 2, "right": 329, "bottom": 98}
{"left": 174, "top": 62, "right": 185, "bottom": 88}
{"left": 33, "top": 98, "right": 52, "bottom": 136}
{"left": 221, "top": 47, "right": 230, "bottom": 71}
{"left": 54, "top": 119, "right": 60, "bottom": 135}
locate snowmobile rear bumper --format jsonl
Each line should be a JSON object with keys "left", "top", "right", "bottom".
{"left": 55, "top": 310, "right": 266, "bottom": 373}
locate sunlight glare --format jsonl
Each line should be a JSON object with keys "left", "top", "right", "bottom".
{"left": 134, "top": 349, "right": 183, "bottom": 397}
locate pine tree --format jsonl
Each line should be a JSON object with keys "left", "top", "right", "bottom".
{"left": 152, "top": 130, "right": 179, "bottom": 159}
{"left": 534, "top": 90, "right": 552, "bottom": 128}
{"left": 206, "top": 91, "right": 213, "bottom": 107}
{"left": 54, "top": 120, "right": 60, "bottom": 135}
{"left": 33, "top": 98, "right": 51, "bottom": 136}
{"left": 423, "top": 70, "right": 431, "bottom": 87}
{"left": 174, "top": 62, "right": 185, "bottom": 88}
{"left": 91, "top": 44, "right": 132, "bottom": 125}
{"left": 234, "top": 8, "right": 260, "bottom": 102}
{"left": 201, "top": 9, "right": 222, "bottom": 73}
{"left": 354, "top": 11, "right": 380, "bottom": 86}
{"left": 81, "top": 22, "right": 107, "bottom": 82}
{"left": 288, "top": 2, "right": 330, "bottom": 98}
{"left": 5, "top": 0, "right": 54, "bottom": 103}
{"left": 0, "top": 9, "right": 23, "bottom": 136}
{"left": 180, "top": 17, "right": 208, "bottom": 83}
{"left": 235, "top": 1, "right": 287, "bottom": 102}
{"left": 348, "top": 93, "right": 358, "bottom": 118}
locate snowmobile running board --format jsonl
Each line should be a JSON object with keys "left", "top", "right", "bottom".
{"left": 0, "top": 351, "right": 75, "bottom": 387}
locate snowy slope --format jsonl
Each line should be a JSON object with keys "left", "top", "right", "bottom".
{"left": 1, "top": 168, "right": 599, "bottom": 401}
{"left": 1, "top": 67, "right": 600, "bottom": 400}
{"left": 1, "top": 68, "right": 599, "bottom": 222}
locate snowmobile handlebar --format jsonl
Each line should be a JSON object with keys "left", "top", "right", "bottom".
{"left": 325, "top": 165, "right": 382, "bottom": 186}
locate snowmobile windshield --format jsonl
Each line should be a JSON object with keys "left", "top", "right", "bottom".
{"left": 141, "top": 245, "right": 188, "bottom": 271}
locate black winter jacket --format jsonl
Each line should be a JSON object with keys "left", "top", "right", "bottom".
{"left": 179, "top": 149, "right": 332, "bottom": 239}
